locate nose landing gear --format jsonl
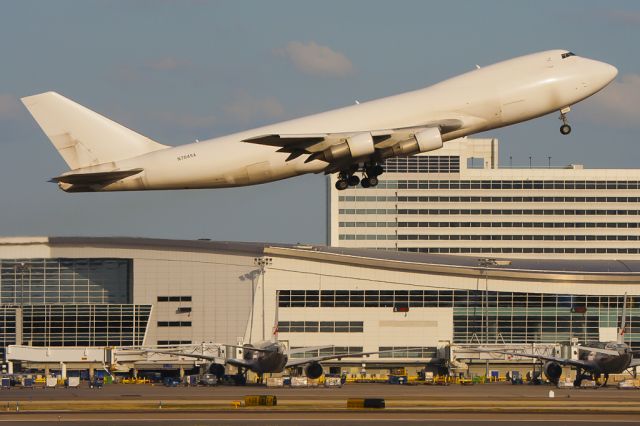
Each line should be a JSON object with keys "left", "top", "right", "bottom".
{"left": 559, "top": 107, "right": 572, "bottom": 135}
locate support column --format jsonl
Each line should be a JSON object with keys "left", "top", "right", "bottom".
{"left": 60, "top": 362, "right": 67, "bottom": 379}
{"left": 179, "top": 367, "right": 185, "bottom": 378}
{"left": 7, "top": 362, "right": 13, "bottom": 375}
{"left": 89, "top": 366, "right": 95, "bottom": 380}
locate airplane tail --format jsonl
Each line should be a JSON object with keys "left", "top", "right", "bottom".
{"left": 618, "top": 292, "right": 628, "bottom": 344}
{"left": 271, "top": 291, "right": 280, "bottom": 343}
{"left": 21, "top": 92, "right": 168, "bottom": 170}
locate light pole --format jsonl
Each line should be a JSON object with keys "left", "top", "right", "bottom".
{"left": 253, "top": 257, "right": 273, "bottom": 341}
{"left": 14, "top": 262, "right": 30, "bottom": 307}
{"left": 477, "top": 258, "right": 497, "bottom": 346}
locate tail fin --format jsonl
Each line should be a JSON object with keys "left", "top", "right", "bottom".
{"left": 21, "top": 92, "right": 167, "bottom": 170}
{"left": 618, "top": 292, "right": 628, "bottom": 344}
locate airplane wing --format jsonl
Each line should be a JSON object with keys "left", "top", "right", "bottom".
{"left": 286, "top": 345, "right": 335, "bottom": 356}
{"left": 284, "top": 347, "right": 423, "bottom": 368}
{"left": 242, "top": 118, "right": 469, "bottom": 163}
{"left": 226, "top": 358, "right": 253, "bottom": 370}
{"left": 576, "top": 346, "right": 620, "bottom": 356}
{"left": 475, "top": 348, "right": 594, "bottom": 370}
{"left": 628, "top": 358, "right": 640, "bottom": 368}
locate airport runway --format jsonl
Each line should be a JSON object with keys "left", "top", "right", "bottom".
{"left": 1, "top": 383, "right": 639, "bottom": 425}
{"left": 0, "top": 412, "right": 639, "bottom": 426}
{"left": 1, "top": 382, "right": 639, "bottom": 402}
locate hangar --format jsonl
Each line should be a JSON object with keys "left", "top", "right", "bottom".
{"left": 0, "top": 236, "right": 638, "bottom": 376}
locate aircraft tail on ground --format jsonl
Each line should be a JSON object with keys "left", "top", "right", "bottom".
{"left": 618, "top": 292, "right": 628, "bottom": 344}
{"left": 21, "top": 92, "right": 168, "bottom": 170}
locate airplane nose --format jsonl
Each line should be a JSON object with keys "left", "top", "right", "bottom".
{"left": 594, "top": 61, "right": 618, "bottom": 88}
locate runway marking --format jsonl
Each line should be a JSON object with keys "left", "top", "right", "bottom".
{"left": 1, "top": 418, "right": 639, "bottom": 423}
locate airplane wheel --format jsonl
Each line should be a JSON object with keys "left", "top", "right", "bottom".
{"left": 361, "top": 178, "right": 371, "bottom": 188}
{"left": 560, "top": 124, "right": 572, "bottom": 135}
{"left": 335, "top": 179, "right": 348, "bottom": 191}
{"left": 368, "top": 176, "right": 379, "bottom": 187}
{"left": 373, "top": 165, "right": 384, "bottom": 176}
{"left": 348, "top": 175, "right": 360, "bottom": 186}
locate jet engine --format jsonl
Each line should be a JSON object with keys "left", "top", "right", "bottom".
{"left": 208, "top": 363, "right": 225, "bottom": 379}
{"left": 311, "top": 132, "right": 375, "bottom": 163}
{"left": 543, "top": 361, "right": 562, "bottom": 384}
{"left": 304, "top": 362, "right": 324, "bottom": 379}
{"left": 381, "top": 127, "right": 443, "bottom": 158}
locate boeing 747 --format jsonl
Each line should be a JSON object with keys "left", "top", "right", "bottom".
{"left": 22, "top": 50, "right": 617, "bottom": 192}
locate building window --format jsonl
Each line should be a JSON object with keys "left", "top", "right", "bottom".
{"left": 277, "top": 321, "right": 363, "bottom": 332}
{"left": 157, "top": 296, "right": 192, "bottom": 302}
{"left": 157, "top": 321, "right": 192, "bottom": 327}
{"left": 157, "top": 340, "right": 192, "bottom": 345}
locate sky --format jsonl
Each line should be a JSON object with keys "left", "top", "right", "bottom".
{"left": 1, "top": 0, "right": 640, "bottom": 244}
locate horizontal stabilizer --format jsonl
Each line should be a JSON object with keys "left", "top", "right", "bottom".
{"left": 51, "top": 168, "right": 144, "bottom": 185}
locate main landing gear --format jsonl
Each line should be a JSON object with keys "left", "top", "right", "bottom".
{"left": 335, "top": 164, "right": 384, "bottom": 191}
{"left": 559, "top": 107, "right": 572, "bottom": 135}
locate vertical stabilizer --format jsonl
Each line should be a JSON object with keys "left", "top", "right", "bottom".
{"left": 618, "top": 293, "right": 628, "bottom": 344}
{"left": 21, "top": 92, "right": 168, "bottom": 170}
{"left": 271, "top": 290, "right": 279, "bottom": 343}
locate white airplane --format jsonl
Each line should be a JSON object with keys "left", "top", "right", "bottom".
{"left": 22, "top": 50, "right": 617, "bottom": 192}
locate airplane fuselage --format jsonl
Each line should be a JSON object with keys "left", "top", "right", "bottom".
{"left": 580, "top": 343, "right": 633, "bottom": 375}
{"left": 48, "top": 50, "right": 617, "bottom": 192}
{"left": 242, "top": 341, "right": 288, "bottom": 375}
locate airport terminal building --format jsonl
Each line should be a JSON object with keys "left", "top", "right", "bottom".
{"left": 329, "top": 138, "right": 640, "bottom": 259}
{"left": 0, "top": 236, "right": 638, "bottom": 375}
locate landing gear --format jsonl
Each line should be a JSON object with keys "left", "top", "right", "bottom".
{"left": 559, "top": 107, "right": 572, "bottom": 135}
{"left": 361, "top": 176, "right": 378, "bottom": 188}
{"left": 334, "top": 163, "right": 384, "bottom": 190}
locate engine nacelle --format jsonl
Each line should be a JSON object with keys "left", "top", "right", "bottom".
{"left": 304, "top": 362, "right": 324, "bottom": 379}
{"left": 208, "top": 363, "right": 225, "bottom": 378}
{"left": 313, "top": 132, "right": 375, "bottom": 163}
{"left": 543, "top": 361, "right": 562, "bottom": 384}
{"left": 382, "top": 127, "right": 443, "bottom": 158}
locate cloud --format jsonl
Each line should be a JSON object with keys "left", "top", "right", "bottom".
{"left": 580, "top": 74, "right": 640, "bottom": 127}
{"left": 607, "top": 10, "right": 640, "bottom": 25}
{"left": 0, "top": 94, "right": 22, "bottom": 120}
{"left": 223, "top": 92, "right": 285, "bottom": 124}
{"left": 276, "top": 41, "right": 354, "bottom": 77}
{"left": 146, "top": 57, "right": 192, "bottom": 71}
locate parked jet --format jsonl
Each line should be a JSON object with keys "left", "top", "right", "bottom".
{"left": 22, "top": 50, "right": 616, "bottom": 192}
{"left": 480, "top": 294, "right": 640, "bottom": 387}
{"left": 146, "top": 306, "right": 398, "bottom": 382}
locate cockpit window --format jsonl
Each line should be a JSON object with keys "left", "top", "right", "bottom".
{"left": 561, "top": 52, "right": 576, "bottom": 59}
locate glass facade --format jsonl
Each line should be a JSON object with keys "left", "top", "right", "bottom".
{"left": 0, "top": 258, "right": 131, "bottom": 305}
{"left": 21, "top": 304, "right": 151, "bottom": 347}
{"left": 0, "top": 308, "right": 16, "bottom": 360}
{"left": 279, "top": 290, "right": 640, "bottom": 350}
{"left": 290, "top": 346, "right": 364, "bottom": 359}
{"left": 0, "top": 258, "right": 151, "bottom": 356}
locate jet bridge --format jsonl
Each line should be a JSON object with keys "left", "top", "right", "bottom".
{"left": 6, "top": 343, "right": 228, "bottom": 374}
